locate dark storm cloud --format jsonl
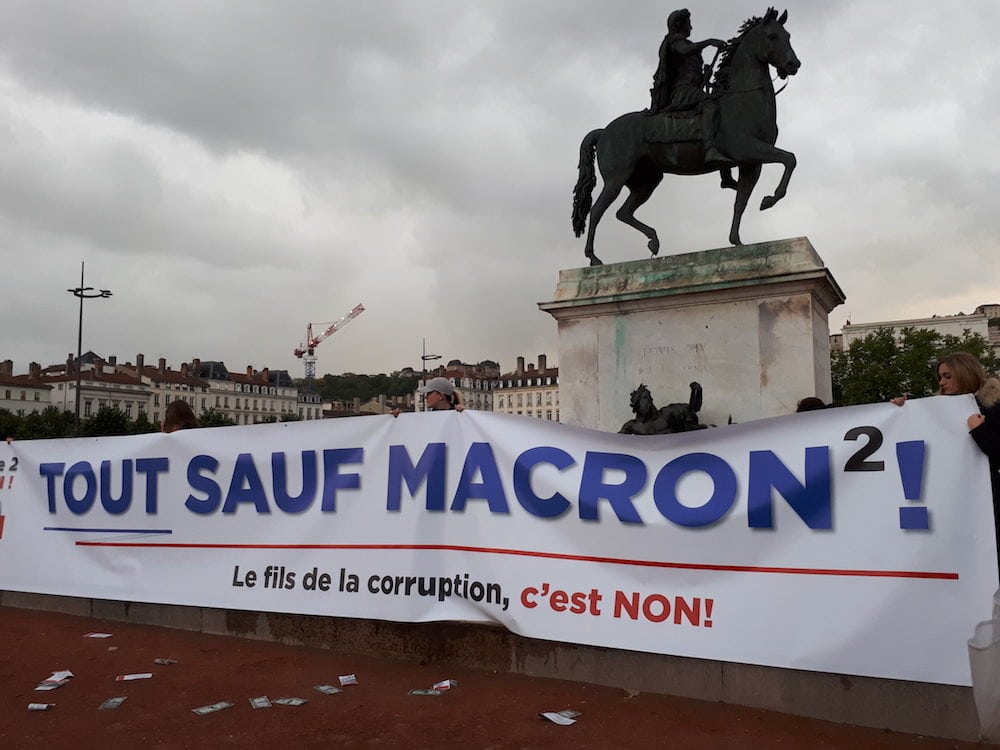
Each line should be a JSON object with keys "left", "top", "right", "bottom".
{"left": 0, "top": 1, "right": 997, "bottom": 376}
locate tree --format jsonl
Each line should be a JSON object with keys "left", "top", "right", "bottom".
{"left": 832, "top": 327, "right": 1000, "bottom": 406}
{"left": 81, "top": 406, "right": 131, "bottom": 436}
{"left": 198, "top": 407, "right": 237, "bottom": 428}
{"left": 317, "top": 371, "right": 420, "bottom": 403}
{"left": 129, "top": 411, "right": 159, "bottom": 435}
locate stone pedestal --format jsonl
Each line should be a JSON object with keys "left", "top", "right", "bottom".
{"left": 538, "top": 237, "right": 845, "bottom": 431}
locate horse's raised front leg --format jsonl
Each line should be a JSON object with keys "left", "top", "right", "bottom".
{"left": 725, "top": 139, "right": 797, "bottom": 212}
{"left": 760, "top": 146, "right": 796, "bottom": 210}
{"left": 729, "top": 162, "right": 761, "bottom": 246}
{"left": 616, "top": 169, "right": 664, "bottom": 257}
{"left": 584, "top": 179, "right": 625, "bottom": 266}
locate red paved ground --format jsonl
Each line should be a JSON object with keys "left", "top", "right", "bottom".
{"left": 0, "top": 607, "right": 994, "bottom": 749}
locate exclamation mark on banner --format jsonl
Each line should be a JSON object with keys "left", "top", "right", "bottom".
{"left": 0, "top": 499, "right": 4, "bottom": 539}
{"left": 896, "top": 440, "right": 929, "bottom": 530}
{"left": 704, "top": 599, "right": 714, "bottom": 628}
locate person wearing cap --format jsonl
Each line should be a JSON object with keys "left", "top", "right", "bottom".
{"left": 417, "top": 376, "right": 464, "bottom": 411}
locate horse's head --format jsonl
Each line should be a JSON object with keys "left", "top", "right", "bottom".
{"left": 718, "top": 7, "right": 800, "bottom": 86}
{"left": 755, "top": 8, "right": 800, "bottom": 79}
{"left": 629, "top": 384, "right": 654, "bottom": 417}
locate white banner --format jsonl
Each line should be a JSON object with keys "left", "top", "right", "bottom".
{"left": 0, "top": 396, "right": 996, "bottom": 686}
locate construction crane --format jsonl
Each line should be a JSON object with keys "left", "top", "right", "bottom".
{"left": 294, "top": 303, "right": 365, "bottom": 386}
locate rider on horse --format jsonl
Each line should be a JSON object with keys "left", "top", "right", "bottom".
{"left": 646, "top": 8, "right": 729, "bottom": 165}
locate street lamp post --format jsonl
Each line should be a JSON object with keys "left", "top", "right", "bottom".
{"left": 67, "top": 261, "right": 112, "bottom": 434}
{"left": 420, "top": 338, "right": 441, "bottom": 412}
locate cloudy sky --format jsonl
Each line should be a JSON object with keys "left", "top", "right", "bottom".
{"left": 1, "top": 1, "right": 997, "bottom": 378}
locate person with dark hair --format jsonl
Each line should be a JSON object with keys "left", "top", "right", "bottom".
{"left": 795, "top": 397, "right": 826, "bottom": 412}
{"left": 162, "top": 400, "right": 198, "bottom": 433}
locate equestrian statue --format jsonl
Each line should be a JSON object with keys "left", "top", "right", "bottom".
{"left": 572, "top": 8, "right": 800, "bottom": 266}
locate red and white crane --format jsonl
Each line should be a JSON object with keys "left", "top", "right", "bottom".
{"left": 294, "top": 303, "right": 365, "bottom": 384}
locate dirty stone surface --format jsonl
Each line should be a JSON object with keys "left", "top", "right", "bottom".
{"left": 0, "top": 607, "right": 994, "bottom": 749}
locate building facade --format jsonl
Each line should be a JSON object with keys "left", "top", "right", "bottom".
{"left": 492, "top": 355, "right": 560, "bottom": 421}
{"left": 0, "top": 360, "right": 52, "bottom": 416}
{"left": 1, "top": 352, "right": 321, "bottom": 426}
{"left": 834, "top": 304, "right": 1000, "bottom": 355}
{"left": 191, "top": 360, "right": 303, "bottom": 425}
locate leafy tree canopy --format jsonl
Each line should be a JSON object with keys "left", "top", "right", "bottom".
{"left": 832, "top": 327, "right": 1000, "bottom": 405}
{"left": 315, "top": 372, "right": 419, "bottom": 403}
{"left": 198, "top": 407, "right": 237, "bottom": 428}
{"left": 80, "top": 405, "right": 132, "bottom": 437}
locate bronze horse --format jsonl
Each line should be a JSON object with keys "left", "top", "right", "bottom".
{"left": 572, "top": 9, "right": 800, "bottom": 266}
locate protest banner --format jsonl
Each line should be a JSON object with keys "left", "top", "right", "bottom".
{"left": 0, "top": 395, "right": 995, "bottom": 686}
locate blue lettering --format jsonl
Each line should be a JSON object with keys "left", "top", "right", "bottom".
{"left": 222, "top": 453, "right": 270, "bottom": 514}
{"left": 578, "top": 451, "right": 645, "bottom": 524}
{"left": 272, "top": 451, "right": 318, "bottom": 514}
{"left": 65, "top": 461, "right": 97, "bottom": 515}
{"left": 747, "top": 447, "right": 832, "bottom": 529}
{"left": 320, "top": 448, "right": 363, "bottom": 512}
{"left": 100, "top": 459, "right": 132, "bottom": 515}
{"left": 40, "top": 462, "right": 65, "bottom": 513}
{"left": 451, "top": 442, "right": 509, "bottom": 513}
{"left": 185, "top": 455, "right": 222, "bottom": 514}
{"left": 136, "top": 457, "right": 169, "bottom": 514}
{"left": 653, "top": 452, "right": 737, "bottom": 527}
{"left": 513, "top": 446, "right": 573, "bottom": 518}
{"left": 387, "top": 443, "right": 446, "bottom": 511}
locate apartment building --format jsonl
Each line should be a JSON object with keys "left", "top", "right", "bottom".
{"left": 0, "top": 360, "right": 51, "bottom": 416}
{"left": 832, "top": 304, "right": 1000, "bottom": 355}
{"left": 492, "top": 355, "right": 560, "bottom": 421}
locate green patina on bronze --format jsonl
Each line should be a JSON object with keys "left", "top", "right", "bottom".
{"left": 541, "top": 238, "right": 844, "bottom": 312}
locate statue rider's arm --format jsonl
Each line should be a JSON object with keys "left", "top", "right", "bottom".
{"left": 671, "top": 37, "right": 726, "bottom": 56}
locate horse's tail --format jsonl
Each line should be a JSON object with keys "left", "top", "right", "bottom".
{"left": 572, "top": 128, "right": 603, "bottom": 237}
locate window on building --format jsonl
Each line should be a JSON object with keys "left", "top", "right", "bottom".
{"left": 154, "top": 394, "right": 160, "bottom": 406}
{"left": 34, "top": 392, "right": 40, "bottom": 401}
{"left": 84, "top": 400, "right": 92, "bottom": 417}
{"left": 536, "top": 393, "right": 542, "bottom": 406}
{"left": 20, "top": 391, "right": 26, "bottom": 400}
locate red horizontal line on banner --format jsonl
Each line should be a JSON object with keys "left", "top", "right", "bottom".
{"left": 73, "top": 541, "right": 959, "bottom": 580}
